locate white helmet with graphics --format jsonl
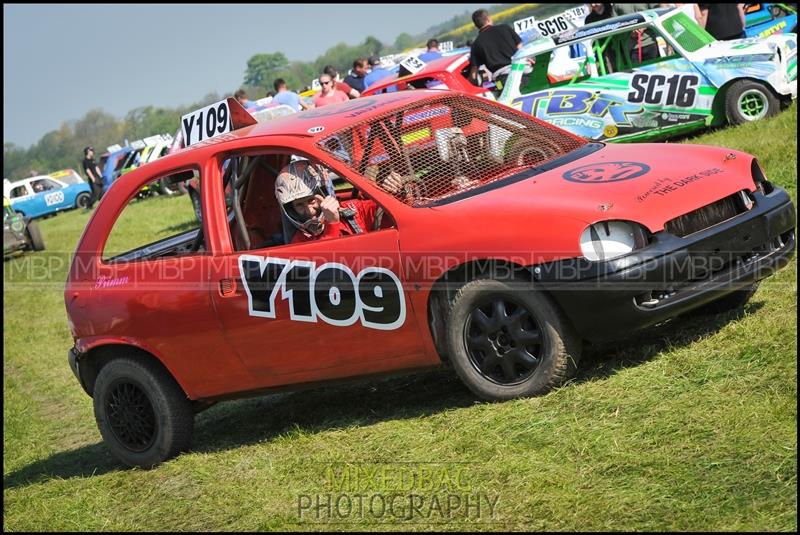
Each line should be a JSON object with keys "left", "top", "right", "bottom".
{"left": 275, "top": 159, "right": 329, "bottom": 237}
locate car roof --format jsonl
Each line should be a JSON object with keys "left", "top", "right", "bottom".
{"left": 7, "top": 175, "right": 53, "bottom": 186}
{"left": 364, "top": 53, "right": 470, "bottom": 94}
{"left": 513, "top": 7, "right": 674, "bottom": 58}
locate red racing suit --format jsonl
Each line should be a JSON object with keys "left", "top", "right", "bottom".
{"left": 291, "top": 198, "right": 379, "bottom": 243}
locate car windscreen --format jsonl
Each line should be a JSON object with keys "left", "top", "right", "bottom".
{"left": 49, "top": 169, "right": 84, "bottom": 185}
{"left": 316, "top": 93, "right": 587, "bottom": 207}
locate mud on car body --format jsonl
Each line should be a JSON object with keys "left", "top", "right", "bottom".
{"left": 499, "top": 7, "right": 797, "bottom": 142}
{"left": 64, "top": 92, "right": 795, "bottom": 468}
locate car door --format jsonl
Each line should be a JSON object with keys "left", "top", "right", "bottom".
{"left": 206, "top": 153, "right": 427, "bottom": 386}
{"left": 211, "top": 228, "right": 428, "bottom": 385}
{"left": 9, "top": 183, "right": 40, "bottom": 217}
{"left": 36, "top": 178, "right": 73, "bottom": 212}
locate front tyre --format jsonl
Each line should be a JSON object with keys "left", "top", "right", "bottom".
{"left": 446, "top": 278, "right": 581, "bottom": 401}
{"left": 25, "top": 221, "right": 45, "bottom": 251}
{"left": 75, "top": 192, "right": 92, "bottom": 209}
{"left": 725, "top": 80, "right": 779, "bottom": 125}
{"left": 93, "top": 356, "right": 194, "bottom": 468}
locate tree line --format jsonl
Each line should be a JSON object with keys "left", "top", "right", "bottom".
{"left": 5, "top": 3, "right": 540, "bottom": 182}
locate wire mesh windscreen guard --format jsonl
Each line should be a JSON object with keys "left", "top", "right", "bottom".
{"left": 317, "top": 94, "right": 587, "bottom": 207}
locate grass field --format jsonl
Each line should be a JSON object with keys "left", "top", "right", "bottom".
{"left": 3, "top": 104, "right": 797, "bottom": 531}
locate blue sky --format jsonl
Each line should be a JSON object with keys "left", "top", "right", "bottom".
{"left": 3, "top": 3, "right": 488, "bottom": 148}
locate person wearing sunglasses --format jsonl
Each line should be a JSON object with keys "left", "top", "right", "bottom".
{"left": 314, "top": 74, "right": 350, "bottom": 108}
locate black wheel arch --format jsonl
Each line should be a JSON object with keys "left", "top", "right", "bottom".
{"left": 78, "top": 344, "right": 186, "bottom": 400}
{"left": 426, "top": 259, "right": 576, "bottom": 361}
{"left": 711, "top": 77, "right": 785, "bottom": 124}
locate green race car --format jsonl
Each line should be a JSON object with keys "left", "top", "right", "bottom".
{"left": 499, "top": 6, "right": 797, "bottom": 142}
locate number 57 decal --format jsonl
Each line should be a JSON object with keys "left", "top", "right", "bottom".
{"left": 628, "top": 74, "right": 700, "bottom": 108}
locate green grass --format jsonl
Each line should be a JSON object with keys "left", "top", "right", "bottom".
{"left": 4, "top": 104, "right": 797, "bottom": 531}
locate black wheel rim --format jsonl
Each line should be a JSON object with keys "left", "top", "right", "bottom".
{"left": 463, "top": 296, "right": 545, "bottom": 386}
{"left": 105, "top": 379, "right": 157, "bottom": 452}
{"left": 78, "top": 194, "right": 90, "bottom": 208}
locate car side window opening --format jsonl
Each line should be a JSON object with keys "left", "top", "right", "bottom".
{"left": 222, "top": 151, "right": 396, "bottom": 253}
{"left": 603, "top": 26, "right": 678, "bottom": 73}
{"left": 102, "top": 169, "right": 203, "bottom": 263}
{"left": 518, "top": 25, "right": 683, "bottom": 94}
{"left": 661, "top": 11, "right": 716, "bottom": 53}
{"left": 10, "top": 185, "right": 29, "bottom": 198}
{"left": 31, "top": 178, "right": 60, "bottom": 192}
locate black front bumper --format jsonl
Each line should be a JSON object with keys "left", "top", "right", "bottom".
{"left": 531, "top": 188, "right": 796, "bottom": 342}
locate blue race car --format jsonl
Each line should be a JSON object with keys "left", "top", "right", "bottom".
{"left": 101, "top": 146, "right": 134, "bottom": 192}
{"left": 3, "top": 170, "right": 93, "bottom": 219}
{"left": 745, "top": 3, "right": 797, "bottom": 37}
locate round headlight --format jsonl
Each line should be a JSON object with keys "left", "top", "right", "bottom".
{"left": 580, "top": 220, "right": 648, "bottom": 262}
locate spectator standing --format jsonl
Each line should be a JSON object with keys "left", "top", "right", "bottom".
{"left": 272, "top": 78, "right": 308, "bottom": 111}
{"left": 418, "top": 39, "right": 443, "bottom": 62}
{"left": 363, "top": 56, "right": 394, "bottom": 88}
{"left": 343, "top": 58, "right": 369, "bottom": 93}
{"left": 467, "top": 9, "right": 522, "bottom": 89}
{"left": 234, "top": 89, "right": 257, "bottom": 110}
{"left": 584, "top": 3, "right": 613, "bottom": 24}
{"left": 585, "top": 4, "right": 615, "bottom": 72}
{"left": 323, "top": 65, "right": 360, "bottom": 98}
{"left": 612, "top": 3, "right": 661, "bottom": 63}
{"left": 314, "top": 74, "right": 349, "bottom": 108}
{"left": 81, "top": 146, "right": 103, "bottom": 207}
{"left": 697, "top": 4, "right": 746, "bottom": 40}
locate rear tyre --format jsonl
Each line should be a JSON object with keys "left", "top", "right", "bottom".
{"left": 75, "top": 192, "right": 92, "bottom": 209}
{"left": 725, "top": 80, "right": 779, "bottom": 125}
{"left": 445, "top": 278, "right": 581, "bottom": 401}
{"left": 25, "top": 221, "right": 45, "bottom": 251}
{"left": 93, "top": 356, "right": 194, "bottom": 468}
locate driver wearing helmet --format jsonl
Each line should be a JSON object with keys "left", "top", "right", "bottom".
{"left": 275, "top": 160, "right": 399, "bottom": 243}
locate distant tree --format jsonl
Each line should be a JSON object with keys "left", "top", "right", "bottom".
{"left": 123, "top": 106, "right": 182, "bottom": 141}
{"left": 363, "top": 36, "right": 383, "bottom": 57}
{"left": 244, "top": 52, "right": 290, "bottom": 88}
{"left": 74, "top": 109, "right": 124, "bottom": 153}
{"left": 394, "top": 32, "right": 415, "bottom": 51}
{"left": 3, "top": 143, "right": 28, "bottom": 179}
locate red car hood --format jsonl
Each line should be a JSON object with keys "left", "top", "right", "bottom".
{"left": 441, "top": 143, "right": 758, "bottom": 233}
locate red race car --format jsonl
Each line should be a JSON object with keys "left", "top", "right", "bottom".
{"left": 361, "top": 52, "right": 497, "bottom": 99}
{"left": 65, "top": 92, "right": 795, "bottom": 467}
